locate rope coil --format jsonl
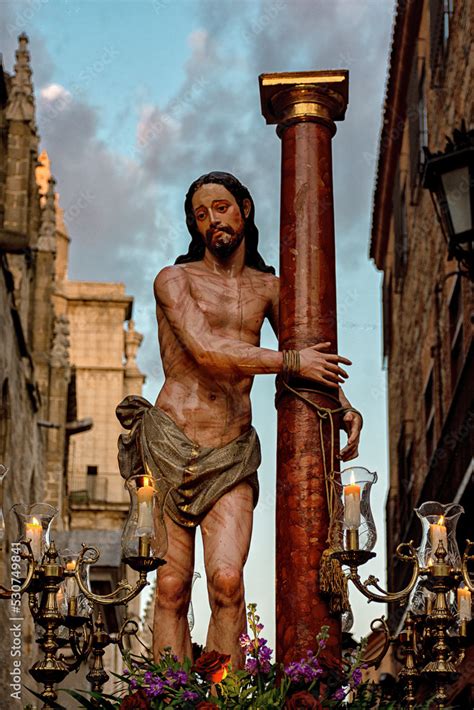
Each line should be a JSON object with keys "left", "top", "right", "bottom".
{"left": 275, "top": 376, "right": 350, "bottom": 614}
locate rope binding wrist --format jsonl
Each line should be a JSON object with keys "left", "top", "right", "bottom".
{"left": 281, "top": 349, "right": 300, "bottom": 382}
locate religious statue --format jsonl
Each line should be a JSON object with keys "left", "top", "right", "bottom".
{"left": 116, "top": 172, "right": 362, "bottom": 668}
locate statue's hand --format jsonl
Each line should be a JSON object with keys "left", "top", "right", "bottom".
{"left": 299, "top": 342, "right": 351, "bottom": 389}
{"left": 339, "top": 410, "right": 362, "bottom": 461}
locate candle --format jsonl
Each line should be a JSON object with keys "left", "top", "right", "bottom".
{"left": 25, "top": 517, "right": 43, "bottom": 561}
{"left": 56, "top": 587, "right": 65, "bottom": 611}
{"left": 65, "top": 560, "right": 79, "bottom": 599}
{"left": 430, "top": 516, "right": 448, "bottom": 556}
{"left": 137, "top": 477, "right": 154, "bottom": 536}
{"left": 457, "top": 587, "right": 472, "bottom": 622}
{"left": 344, "top": 472, "right": 361, "bottom": 529}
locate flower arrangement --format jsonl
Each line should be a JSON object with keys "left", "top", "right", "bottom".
{"left": 60, "top": 604, "right": 430, "bottom": 709}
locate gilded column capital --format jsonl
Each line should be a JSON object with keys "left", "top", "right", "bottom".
{"left": 259, "top": 70, "right": 348, "bottom": 137}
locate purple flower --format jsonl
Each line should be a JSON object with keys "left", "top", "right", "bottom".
{"left": 165, "top": 668, "right": 188, "bottom": 688}
{"left": 239, "top": 633, "right": 252, "bottom": 652}
{"left": 334, "top": 687, "right": 346, "bottom": 701}
{"left": 284, "top": 650, "right": 322, "bottom": 684}
{"left": 352, "top": 667, "right": 363, "bottom": 687}
{"left": 182, "top": 690, "right": 199, "bottom": 702}
{"left": 245, "top": 657, "right": 259, "bottom": 676}
{"left": 129, "top": 677, "right": 138, "bottom": 690}
{"left": 146, "top": 680, "right": 165, "bottom": 699}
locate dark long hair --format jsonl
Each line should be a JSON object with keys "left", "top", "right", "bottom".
{"left": 175, "top": 171, "right": 275, "bottom": 274}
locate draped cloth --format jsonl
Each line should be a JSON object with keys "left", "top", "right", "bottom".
{"left": 116, "top": 395, "right": 261, "bottom": 528}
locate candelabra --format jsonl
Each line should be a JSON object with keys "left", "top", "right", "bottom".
{"left": 330, "top": 469, "right": 473, "bottom": 710}
{"left": 0, "top": 474, "right": 165, "bottom": 708}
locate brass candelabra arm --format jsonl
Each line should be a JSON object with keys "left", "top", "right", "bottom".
{"left": 461, "top": 539, "right": 474, "bottom": 592}
{"left": 116, "top": 618, "right": 141, "bottom": 656}
{"left": 348, "top": 542, "right": 420, "bottom": 604}
{"left": 59, "top": 618, "right": 94, "bottom": 672}
{"left": 0, "top": 540, "right": 37, "bottom": 598}
{"left": 112, "top": 617, "right": 152, "bottom": 656}
{"left": 361, "top": 617, "right": 391, "bottom": 669}
{"left": 75, "top": 545, "right": 149, "bottom": 606}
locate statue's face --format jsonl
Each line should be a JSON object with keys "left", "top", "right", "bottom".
{"left": 192, "top": 183, "right": 249, "bottom": 259}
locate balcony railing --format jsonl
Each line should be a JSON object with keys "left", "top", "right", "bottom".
{"left": 68, "top": 472, "right": 128, "bottom": 505}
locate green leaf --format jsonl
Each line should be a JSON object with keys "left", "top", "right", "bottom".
{"left": 24, "top": 687, "right": 67, "bottom": 709}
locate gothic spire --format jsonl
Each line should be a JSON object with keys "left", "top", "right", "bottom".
{"left": 6, "top": 33, "right": 35, "bottom": 122}
{"left": 38, "top": 176, "right": 57, "bottom": 252}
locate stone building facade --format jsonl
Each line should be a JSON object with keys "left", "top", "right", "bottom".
{"left": 370, "top": 0, "right": 473, "bottom": 704}
{"left": 0, "top": 34, "right": 145, "bottom": 705}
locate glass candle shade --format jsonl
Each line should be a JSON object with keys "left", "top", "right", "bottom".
{"left": 409, "top": 502, "right": 464, "bottom": 615}
{"left": 340, "top": 467, "right": 377, "bottom": 551}
{"left": 60, "top": 548, "right": 92, "bottom": 618}
{"left": 415, "top": 501, "right": 464, "bottom": 568}
{"left": 122, "top": 475, "right": 168, "bottom": 562}
{"left": 12, "top": 503, "right": 58, "bottom": 563}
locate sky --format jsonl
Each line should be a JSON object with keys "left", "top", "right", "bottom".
{"left": 1, "top": 0, "right": 395, "bottom": 647}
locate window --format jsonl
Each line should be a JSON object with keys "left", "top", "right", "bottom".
{"left": 430, "top": 0, "right": 454, "bottom": 87}
{"left": 424, "top": 371, "right": 435, "bottom": 463}
{"left": 86, "top": 465, "right": 98, "bottom": 476}
{"left": 449, "top": 278, "right": 464, "bottom": 391}
{"left": 407, "top": 58, "right": 428, "bottom": 198}
{"left": 398, "top": 424, "right": 414, "bottom": 532}
{"left": 392, "top": 169, "right": 409, "bottom": 290}
{"left": 382, "top": 272, "right": 393, "bottom": 362}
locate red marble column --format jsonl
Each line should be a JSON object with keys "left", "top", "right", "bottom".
{"left": 259, "top": 72, "right": 349, "bottom": 665}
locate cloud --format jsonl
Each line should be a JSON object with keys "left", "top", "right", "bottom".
{"left": 40, "top": 82, "right": 71, "bottom": 102}
{"left": 36, "top": 90, "right": 159, "bottom": 295}
{"left": 24, "top": 0, "right": 392, "bottom": 400}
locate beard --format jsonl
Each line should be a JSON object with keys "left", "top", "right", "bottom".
{"left": 204, "top": 224, "right": 245, "bottom": 259}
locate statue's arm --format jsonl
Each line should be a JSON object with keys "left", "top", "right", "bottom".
{"left": 265, "top": 274, "right": 361, "bottom": 455}
{"left": 154, "top": 266, "right": 284, "bottom": 376}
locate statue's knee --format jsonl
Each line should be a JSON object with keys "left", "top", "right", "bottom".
{"left": 157, "top": 573, "right": 190, "bottom": 613}
{"left": 209, "top": 567, "right": 243, "bottom": 608}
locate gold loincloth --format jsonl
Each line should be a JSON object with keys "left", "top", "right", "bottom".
{"left": 116, "top": 395, "right": 260, "bottom": 528}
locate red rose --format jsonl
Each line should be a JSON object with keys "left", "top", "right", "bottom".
{"left": 193, "top": 649, "right": 231, "bottom": 683}
{"left": 120, "top": 688, "right": 149, "bottom": 710}
{"left": 284, "top": 690, "right": 321, "bottom": 709}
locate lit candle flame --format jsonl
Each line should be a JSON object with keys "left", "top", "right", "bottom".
{"left": 143, "top": 476, "right": 150, "bottom": 487}
{"left": 349, "top": 470, "right": 355, "bottom": 485}
{"left": 438, "top": 515, "right": 445, "bottom": 526}
{"left": 30, "top": 516, "right": 41, "bottom": 527}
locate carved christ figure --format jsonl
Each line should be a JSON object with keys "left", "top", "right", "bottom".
{"left": 117, "top": 172, "right": 362, "bottom": 668}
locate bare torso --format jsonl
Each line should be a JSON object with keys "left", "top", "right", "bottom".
{"left": 155, "top": 261, "right": 279, "bottom": 447}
